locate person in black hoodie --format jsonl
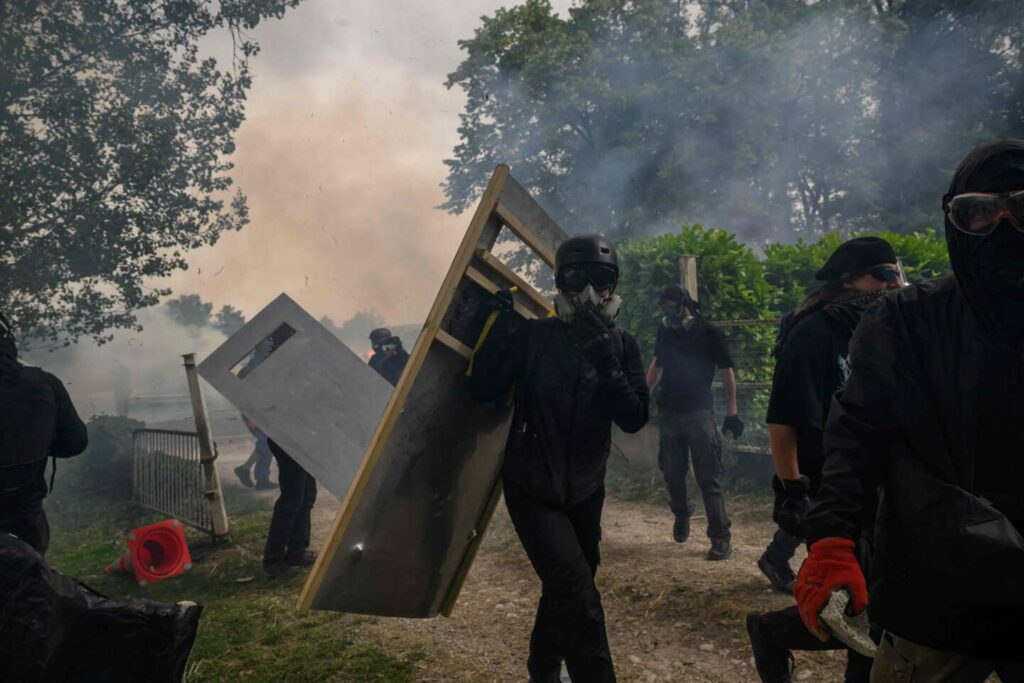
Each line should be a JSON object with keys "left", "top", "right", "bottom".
{"left": 470, "top": 234, "right": 649, "bottom": 683}
{"left": 0, "top": 311, "right": 88, "bottom": 556}
{"left": 795, "top": 140, "right": 1024, "bottom": 681}
{"left": 746, "top": 237, "right": 902, "bottom": 683}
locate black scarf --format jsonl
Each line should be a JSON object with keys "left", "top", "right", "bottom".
{"left": 773, "top": 289, "right": 886, "bottom": 358}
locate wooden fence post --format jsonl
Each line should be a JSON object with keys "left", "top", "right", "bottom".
{"left": 678, "top": 254, "right": 698, "bottom": 300}
{"left": 182, "top": 353, "right": 230, "bottom": 538}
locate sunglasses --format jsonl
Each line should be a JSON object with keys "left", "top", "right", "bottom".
{"left": 556, "top": 263, "right": 619, "bottom": 293}
{"left": 867, "top": 266, "right": 901, "bottom": 283}
{"left": 946, "top": 191, "right": 1024, "bottom": 236}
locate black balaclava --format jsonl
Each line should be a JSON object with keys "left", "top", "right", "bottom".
{"left": 0, "top": 311, "right": 20, "bottom": 384}
{"left": 944, "top": 139, "right": 1024, "bottom": 337}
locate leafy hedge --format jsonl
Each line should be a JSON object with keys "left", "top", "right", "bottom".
{"left": 617, "top": 224, "right": 951, "bottom": 365}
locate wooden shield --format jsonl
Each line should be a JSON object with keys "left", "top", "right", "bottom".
{"left": 299, "top": 165, "right": 565, "bottom": 617}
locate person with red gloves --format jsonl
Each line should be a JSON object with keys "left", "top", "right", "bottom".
{"left": 747, "top": 237, "right": 901, "bottom": 683}
{"left": 796, "top": 140, "right": 1024, "bottom": 681}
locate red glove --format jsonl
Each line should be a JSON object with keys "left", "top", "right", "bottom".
{"left": 794, "top": 537, "right": 868, "bottom": 640}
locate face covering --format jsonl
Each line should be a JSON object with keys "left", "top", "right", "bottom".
{"left": 554, "top": 285, "right": 622, "bottom": 325}
{"left": 945, "top": 140, "right": 1024, "bottom": 336}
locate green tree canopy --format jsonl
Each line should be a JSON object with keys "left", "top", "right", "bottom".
{"left": 164, "top": 294, "right": 213, "bottom": 328}
{"left": 1, "top": 0, "right": 300, "bottom": 346}
{"left": 444, "top": 0, "right": 1024, "bottom": 241}
{"left": 213, "top": 304, "right": 247, "bottom": 336}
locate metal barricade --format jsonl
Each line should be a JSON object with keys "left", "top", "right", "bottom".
{"left": 132, "top": 428, "right": 214, "bottom": 534}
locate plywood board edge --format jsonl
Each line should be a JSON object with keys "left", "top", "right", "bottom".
{"left": 439, "top": 479, "right": 504, "bottom": 617}
{"left": 298, "top": 164, "right": 512, "bottom": 612}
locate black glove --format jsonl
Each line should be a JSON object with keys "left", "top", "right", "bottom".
{"left": 477, "top": 289, "right": 519, "bottom": 342}
{"left": 722, "top": 414, "right": 744, "bottom": 439}
{"left": 570, "top": 305, "right": 622, "bottom": 376}
{"left": 482, "top": 289, "right": 514, "bottom": 315}
{"left": 771, "top": 475, "right": 811, "bottom": 538}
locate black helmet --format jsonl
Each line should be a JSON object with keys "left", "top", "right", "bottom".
{"left": 555, "top": 234, "right": 619, "bottom": 292}
{"left": 369, "top": 327, "right": 392, "bottom": 345}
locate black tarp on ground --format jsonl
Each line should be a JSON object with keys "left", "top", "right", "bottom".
{"left": 0, "top": 532, "right": 202, "bottom": 682}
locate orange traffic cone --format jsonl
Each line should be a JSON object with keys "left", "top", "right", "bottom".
{"left": 105, "top": 519, "right": 193, "bottom": 586}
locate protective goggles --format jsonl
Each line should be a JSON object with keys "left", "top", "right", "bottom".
{"left": 556, "top": 263, "right": 619, "bottom": 293}
{"left": 373, "top": 339, "right": 400, "bottom": 353}
{"left": 946, "top": 191, "right": 1024, "bottom": 236}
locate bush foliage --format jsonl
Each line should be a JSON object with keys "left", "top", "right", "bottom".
{"left": 49, "top": 415, "right": 144, "bottom": 513}
{"left": 617, "top": 224, "right": 951, "bottom": 362}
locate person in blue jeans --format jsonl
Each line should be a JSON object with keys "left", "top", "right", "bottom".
{"left": 233, "top": 415, "right": 276, "bottom": 489}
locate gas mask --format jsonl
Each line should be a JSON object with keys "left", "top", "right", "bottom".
{"left": 373, "top": 337, "right": 402, "bottom": 357}
{"left": 659, "top": 300, "right": 695, "bottom": 330}
{"left": 554, "top": 284, "right": 622, "bottom": 325}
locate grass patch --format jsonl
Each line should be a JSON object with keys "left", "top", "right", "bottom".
{"left": 45, "top": 485, "right": 421, "bottom": 683}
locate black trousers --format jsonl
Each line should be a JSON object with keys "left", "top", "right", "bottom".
{"left": 754, "top": 605, "right": 874, "bottom": 682}
{"left": 0, "top": 503, "right": 50, "bottom": 556}
{"left": 658, "top": 408, "right": 731, "bottom": 540}
{"left": 503, "top": 478, "right": 616, "bottom": 683}
{"left": 263, "top": 441, "right": 317, "bottom": 565}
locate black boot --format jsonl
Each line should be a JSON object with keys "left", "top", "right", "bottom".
{"left": 746, "top": 611, "right": 794, "bottom": 683}
{"left": 673, "top": 516, "right": 691, "bottom": 543}
{"left": 707, "top": 537, "right": 731, "bottom": 560}
{"left": 757, "top": 551, "right": 796, "bottom": 594}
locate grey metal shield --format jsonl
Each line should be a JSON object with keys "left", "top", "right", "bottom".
{"left": 196, "top": 293, "right": 395, "bottom": 500}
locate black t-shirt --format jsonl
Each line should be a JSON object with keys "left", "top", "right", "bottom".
{"left": 654, "top": 320, "right": 733, "bottom": 414}
{"left": 766, "top": 308, "right": 852, "bottom": 482}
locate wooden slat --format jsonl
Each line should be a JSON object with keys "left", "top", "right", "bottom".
{"left": 496, "top": 175, "right": 562, "bottom": 267}
{"left": 435, "top": 329, "right": 473, "bottom": 360}
{"left": 464, "top": 266, "right": 539, "bottom": 321}
{"left": 473, "top": 249, "right": 553, "bottom": 315}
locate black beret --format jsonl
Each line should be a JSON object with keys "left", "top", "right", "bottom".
{"left": 815, "top": 237, "right": 897, "bottom": 281}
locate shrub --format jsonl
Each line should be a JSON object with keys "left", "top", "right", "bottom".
{"left": 50, "top": 415, "right": 145, "bottom": 507}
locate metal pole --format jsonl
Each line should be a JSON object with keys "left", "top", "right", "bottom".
{"left": 678, "top": 254, "right": 698, "bottom": 300}
{"left": 183, "top": 353, "right": 230, "bottom": 538}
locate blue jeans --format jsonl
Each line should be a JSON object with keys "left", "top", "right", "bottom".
{"left": 252, "top": 432, "right": 273, "bottom": 484}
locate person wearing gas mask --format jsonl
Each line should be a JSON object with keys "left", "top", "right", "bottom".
{"left": 746, "top": 237, "right": 902, "bottom": 683}
{"left": 645, "top": 285, "right": 741, "bottom": 560}
{"left": 368, "top": 327, "right": 409, "bottom": 387}
{"left": 470, "top": 234, "right": 649, "bottom": 683}
{"left": 794, "top": 140, "right": 1024, "bottom": 681}
{"left": 0, "top": 311, "right": 88, "bottom": 556}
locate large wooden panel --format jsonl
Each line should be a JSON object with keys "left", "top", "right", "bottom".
{"left": 299, "top": 165, "right": 565, "bottom": 617}
{"left": 196, "top": 294, "right": 394, "bottom": 500}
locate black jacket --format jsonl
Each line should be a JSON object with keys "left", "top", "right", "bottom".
{"left": 0, "top": 366, "right": 88, "bottom": 511}
{"left": 470, "top": 315, "right": 649, "bottom": 507}
{"left": 803, "top": 277, "right": 1024, "bottom": 660}
{"left": 369, "top": 350, "right": 409, "bottom": 387}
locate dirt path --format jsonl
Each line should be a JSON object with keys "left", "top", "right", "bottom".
{"left": 217, "top": 439, "right": 848, "bottom": 682}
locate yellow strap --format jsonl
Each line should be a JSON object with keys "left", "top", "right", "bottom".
{"left": 466, "top": 287, "right": 518, "bottom": 377}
